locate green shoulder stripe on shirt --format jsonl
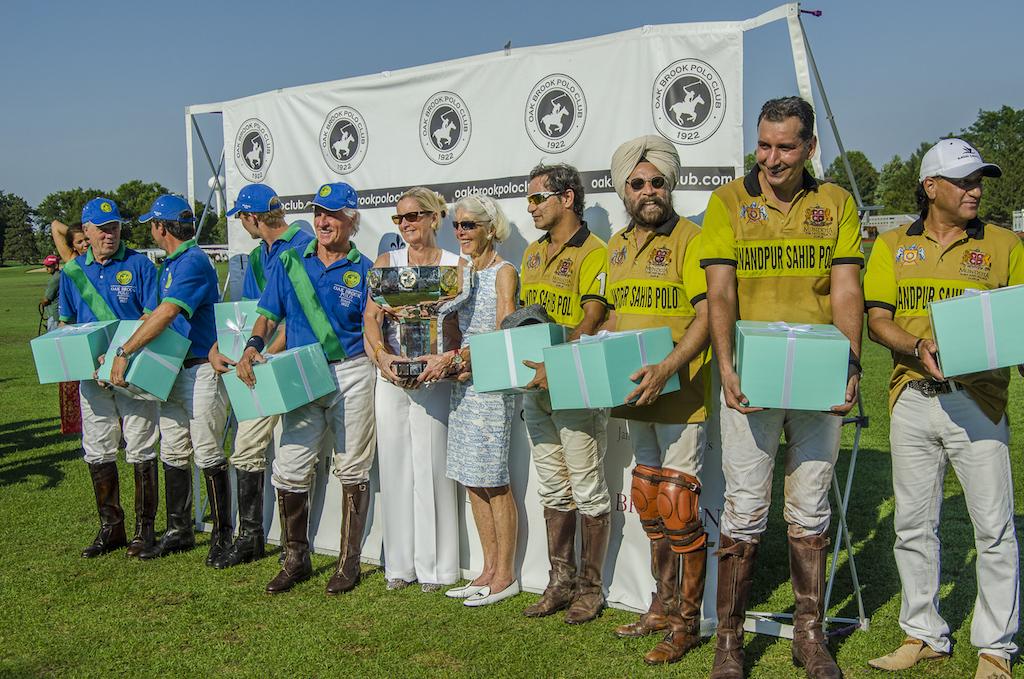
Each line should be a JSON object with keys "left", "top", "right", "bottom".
{"left": 278, "top": 248, "right": 346, "bottom": 361}
{"left": 249, "top": 245, "right": 266, "bottom": 293}
{"left": 62, "top": 259, "right": 117, "bottom": 321}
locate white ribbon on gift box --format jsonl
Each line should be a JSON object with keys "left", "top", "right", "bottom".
{"left": 219, "top": 305, "right": 251, "bottom": 359}
{"left": 503, "top": 329, "right": 519, "bottom": 388}
{"left": 52, "top": 323, "right": 105, "bottom": 381}
{"left": 762, "top": 322, "right": 832, "bottom": 409}
{"left": 571, "top": 329, "right": 651, "bottom": 409}
{"left": 960, "top": 288, "right": 998, "bottom": 370}
{"left": 246, "top": 350, "right": 315, "bottom": 418}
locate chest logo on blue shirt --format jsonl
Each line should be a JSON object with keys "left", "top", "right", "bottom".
{"left": 894, "top": 244, "right": 925, "bottom": 267}
{"left": 116, "top": 270, "right": 133, "bottom": 285}
{"left": 164, "top": 270, "right": 173, "bottom": 289}
{"left": 343, "top": 271, "right": 361, "bottom": 288}
{"left": 740, "top": 202, "right": 768, "bottom": 225}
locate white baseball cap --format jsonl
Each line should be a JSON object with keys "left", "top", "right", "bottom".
{"left": 919, "top": 138, "right": 1001, "bottom": 182}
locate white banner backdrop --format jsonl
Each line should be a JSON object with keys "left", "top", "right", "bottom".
{"left": 200, "top": 21, "right": 746, "bottom": 625}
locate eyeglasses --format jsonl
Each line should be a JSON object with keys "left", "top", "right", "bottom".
{"left": 526, "top": 191, "right": 562, "bottom": 206}
{"left": 938, "top": 176, "right": 983, "bottom": 192}
{"left": 391, "top": 211, "right": 433, "bottom": 225}
{"left": 627, "top": 175, "right": 668, "bottom": 192}
{"left": 452, "top": 220, "right": 488, "bottom": 231}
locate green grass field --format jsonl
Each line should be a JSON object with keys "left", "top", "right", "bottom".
{"left": 1, "top": 260, "right": 1021, "bottom": 678}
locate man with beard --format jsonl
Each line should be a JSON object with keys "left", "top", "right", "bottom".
{"left": 601, "top": 136, "right": 712, "bottom": 666}
{"left": 701, "top": 96, "right": 863, "bottom": 679}
{"left": 518, "top": 162, "right": 611, "bottom": 624}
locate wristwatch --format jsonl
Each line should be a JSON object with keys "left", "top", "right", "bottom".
{"left": 116, "top": 346, "right": 132, "bottom": 360}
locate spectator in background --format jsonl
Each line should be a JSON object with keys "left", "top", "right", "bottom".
{"left": 39, "top": 255, "right": 61, "bottom": 331}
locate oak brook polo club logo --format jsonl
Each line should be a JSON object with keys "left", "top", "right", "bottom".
{"left": 115, "top": 271, "right": 133, "bottom": 285}
{"left": 652, "top": 59, "right": 726, "bottom": 145}
{"left": 420, "top": 92, "right": 471, "bottom": 165}
{"left": 234, "top": 118, "right": 274, "bottom": 182}
{"left": 320, "top": 106, "right": 368, "bottom": 175}
{"left": 343, "top": 271, "right": 362, "bottom": 288}
{"left": 524, "top": 74, "right": 587, "bottom": 153}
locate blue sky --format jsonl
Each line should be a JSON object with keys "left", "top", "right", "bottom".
{"left": 2, "top": 0, "right": 1021, "bottom": 210}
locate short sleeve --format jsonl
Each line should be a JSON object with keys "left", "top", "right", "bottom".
{"left": 833, "top": 194, "right": 864, "bottom": 266}
{"left": 578, "top": 246, "right": 608, "bottom": 305}
{"left": 1007, "top": 240, "right": 1024, "bottom": 287}
{"left": 683, "top": 232, "right": 708, "bottom": 306}
{"left": 58, "top": 271, "right": 76, "bottom": 322}
{"left": 162, "top": 256, "right": 210, "bottom": 318}
{"left": 863, "top": 237, "right": 897, "bottom": 312}
{"left": 256, "top": 259, "right": 287, "bottom": 323}
{"left": 699, "top": 193, "right": 737, "bottom": 267}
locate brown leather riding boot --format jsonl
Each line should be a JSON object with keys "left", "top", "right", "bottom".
{"left": 325, "top": 481, "right": 370, "bottom": 595}
{"left": 524, "top": 508, "right": 577, "bottom": 617}
{"left": 82, "top": 462, "right": 127, "bottom": 558}
{"left": 565, "top": 512, "right": 610, "bottom": 624}
{"left": 614, "top": 535, "right": 674, "bottom": 637}
{"left": 203, "top": 462, "right": 234, "bottom": 567}
{"left": 789, "top": 534, "right": 842, "bottom": 679}
{"left": 709, "top": 535, "right": 758, "bottom": 679}
{"left": 126, "top": 460, "right": 158, "bottom": 558}
{"left": 644, "top": 547, "right": 707, "bottom": 664}
{"left": 266, "top": 490, "right": 312, "bottom": 594}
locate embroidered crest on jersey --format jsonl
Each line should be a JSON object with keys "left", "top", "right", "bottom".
{"left": 645, "top": 247, "right": 672, "bottom": 276}
{"left": 164, "top": 270, "right": 172, "bottom": 289}
{"left": 554, "top": 258, "right": 573, "bottom": 278}
{"left": 526, "top": 253, "right": 541, "bottom": 270}
{"left": 894, "top": 244, "right": 925, "bottom": 266}
{"left": 610, "top": 246, "right": 627, "bottom": 267}
{"left": 804, "top": 206, "right": 832, "bottom": 227}
{"left": 342, "top": 271, "right": 362, "bottom": 288}
{"left": 116, "top": 270, "right": 133, "bottom": 285}
{"left": 740, "top": 201, "right": 768, "bottom": 224}
{"left": 959, "top": 248, "right": 992, "bottom": 281}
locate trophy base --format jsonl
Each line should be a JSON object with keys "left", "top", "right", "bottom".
{"left": 393, "top": 361, "right": 426, "bottom": 378}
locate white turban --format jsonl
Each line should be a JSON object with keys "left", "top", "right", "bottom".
{"left": 610, "top": 135, "right": 681, "bottom": 200}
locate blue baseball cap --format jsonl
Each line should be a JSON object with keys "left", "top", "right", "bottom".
{"left": 226, "top": 184, "right": 280, "bottom": 216}
{"left": 81, "top": 198, "right": 124, "bottom": 227}
{"left": 308, "top": 183, "right": 358, "bottom": 211}
{"left": 139, "top": 195, "right": 195, "bottom": 223}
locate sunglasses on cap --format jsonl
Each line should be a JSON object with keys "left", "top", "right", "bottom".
{"left": 452, "top": 220, "right": 488, "bottom": 231}
{"left": 391, "top": 211, "right": 433, "bottom": 225}
{"left": 525, "top": 191, "right": 563, "bottom": 206}
{"left": 627, "top": 175, "right": 668, "bottom": 192}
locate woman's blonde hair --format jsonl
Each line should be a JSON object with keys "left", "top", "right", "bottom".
{"left": 399, "top": 186, "right": 448, "bottom": 231}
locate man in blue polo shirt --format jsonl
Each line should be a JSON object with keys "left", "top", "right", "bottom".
{"left": 236, "top": 182, "right": 375, "bottom": 596}
{"left": 107, "top": 195, "right": 231, "bottom": 565}
{"left": 208, "top": 183, "right": 313, "bottom": 569}
{"left": 58, "top": 197, "right": 160, "bottom": 558}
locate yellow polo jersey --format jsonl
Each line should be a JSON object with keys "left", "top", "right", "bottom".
{"left": 519, "top": 224, "right": 608, "bottom": 327}
{"left": 700, "top": 168, "right": 863, "bottom": 323}
{"left": 607, "top": 215, "right": 710, "bottom": 424}
{"left": 864, "top": 218, "right": 1024, "bottom": 422}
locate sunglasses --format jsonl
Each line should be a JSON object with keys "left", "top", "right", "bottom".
{"left": 627, "top": 175, "right": 667, "bottom": 192}
{"left": 938, "top": 176, "right": 983, "bottom": 192}
{"left": 391, "top": 211, "right": 433, "bottom": 225}
{"left": 526, "top": 191, "right": 562, "bottom": 206}
{"left": 452, "top": 220, "right": 487, "bottom": 231}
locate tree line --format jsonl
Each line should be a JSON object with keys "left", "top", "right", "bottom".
{"left": 0, "top": 181, "right": 225, "bottom": 266}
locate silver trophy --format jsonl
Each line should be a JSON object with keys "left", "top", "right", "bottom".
{"left": 368, "top": 265, "right": 463, "bottom": 377}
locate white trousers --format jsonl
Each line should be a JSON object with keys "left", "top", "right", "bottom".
{"left": 79, "top": 379, "right": 159, "bottom": 464}
{"left": 627, "top": 419, "right": 706, "bottom": 479}
{"left": 375, "top": 375, "right": 459, "bottom": 584}
{"left": 890, "top": 387, "right": 1018, "bottom": 659}
{"left": 272, "top": 357, "right": 376, "bottom": 493}
{"left": 523, "top": 391, "right": 611, "bottom": 516}
{"left": 159, "top": 363, "right": 229, "bottom": 470}
{"left": 719, "top": 390, "right": 841, "bottom": 542}
{"left": 231, "top": 414, "right": 279, "bottom": 473}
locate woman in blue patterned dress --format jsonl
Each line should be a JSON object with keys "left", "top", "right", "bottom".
{"left": 417, "top": 194, "right": 520, "bottom": 607}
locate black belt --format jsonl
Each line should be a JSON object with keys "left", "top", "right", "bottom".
{"left": 183, "top": 357, "right": 210, "bottom": 369}
{"left": 906, "top": 379, "right": 961, "bottom": 396}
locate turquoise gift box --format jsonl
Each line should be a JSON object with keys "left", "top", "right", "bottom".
{"left": 96, "top": 320, "right": 191, "bottom": 401}
{"left": 469, "top": 323, "right": 568, "bottom": 394}
{"left": 215, "top": 300, "right": 260, "bottom": 362}
{"left": 929, "top": 284, "right": 1024, "bottom": 377}
{"left": 223, "top": 344, "right": 337, "bottom": 421}
{"left": 31, "top": 321, "right": 119, "bottom": 383}
{"left": 734, "top": 321, "right": 849, "bottom": 410}
{"left": 543, "top": 327, "right": 679, "bottom": 410}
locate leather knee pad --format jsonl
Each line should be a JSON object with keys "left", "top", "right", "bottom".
{"left": 657, "top": 468, "right": 706, "bottom": 554}
{"left": 631, "top": 465, "right": 664, "bottom": 540}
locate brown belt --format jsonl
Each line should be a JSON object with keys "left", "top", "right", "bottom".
{"left": 183, "top": 357, "right": 210, "bottom": 369}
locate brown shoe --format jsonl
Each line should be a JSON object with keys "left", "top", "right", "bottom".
{"left": 709, "top": 536, "right": 758, "bottom": 679}
{"left": 126, "top": 460, "right": 158, "bottom": 558}
{"left": 867, "top": 637, "right": 948, "bottom": 670}
{"left": 524, "top": 508, "right": 577, "bottom": 617}
{"left": 81, "top": 462, "right": 127, "bottom": 558}
{"left": 789, "top": 534, "right": 842, "bottom": 679}
{"left": 266, "top": 490, "right": 312, "bottom": 594}
{"left": 565, "top": 512, "right": 610, "bottom": 624}
{"left": 325, "top": 482, "right": 370, "bottom": 595}
{"left": 614, "top": 536, "right": 674, "bottom": 637}
{"left": 976, "top": 653, "right": 1011, "bottom": 679}
{"left": 643, "top": 548, "right": 706, "bottom": 664}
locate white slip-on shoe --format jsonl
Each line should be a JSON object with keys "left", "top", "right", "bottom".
{"left": 464, "top": 581, "right": 521, "bottom": 607}
{"left": 445, "top": 582, "right": 486, "bottom": 599}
